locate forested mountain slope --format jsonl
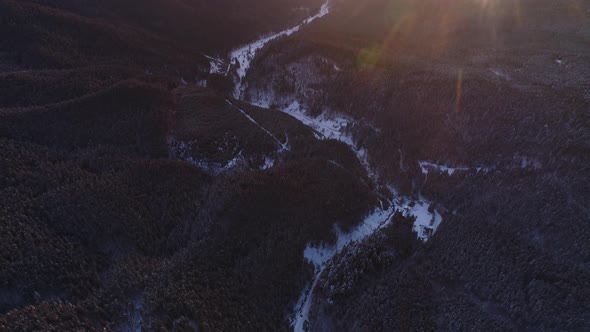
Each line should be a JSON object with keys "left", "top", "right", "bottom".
{"left": 1, "top": 0, "right": 589, "bottom": 331}
{"left": 242, "top": 0, "right": 590, "bottom": 330}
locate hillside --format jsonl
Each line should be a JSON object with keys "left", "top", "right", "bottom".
{"left": 1, "top": 0, "right": 589, "bottom": 331}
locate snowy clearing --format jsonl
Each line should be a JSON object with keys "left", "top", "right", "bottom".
{"left": 401, "top": 200, "right": 443, "bottom": 242}
{"left": 261, "top": 156, "right": 275, "bottom": 170}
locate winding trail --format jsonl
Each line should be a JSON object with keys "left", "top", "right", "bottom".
{"left": 225, "top": 99, "right": 288, "bottom": 151}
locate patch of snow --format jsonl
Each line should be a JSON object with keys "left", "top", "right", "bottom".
{"left": 292, "top": 204, "right": 397, "bottom": 331}
{"left": 228, "top": 1, "right": 330, "bottom": 98}
{"left": 261, "top": 156, "right": 275, "bottom": 170}
{"left": 282, "top": 101, "right": 353, "bottom": 144}
{"left": 223, "top": 151, "right": 243, "bottom": 170}
{"left": 401, "top": 201, "right": 443, "bottom": 242}
{"left": 419, "top": 156, "right": 541, "bottom": 176}
{"left": 419, "top": 161, "right": 469, "bottom": 175}
{"left": 203, "top": 55, "right": 227, "bottom": 74}
{"left": 555, "top": 59, "right": 563, "bottom": 65}
{"left": 281, "top": 101, "right": 380, "bottom": 180}
{"left": 419, "top": 161, "right": 492, "bottom": 175}
{"left": 489, "top": 69, "right": 511, "bottom": 80}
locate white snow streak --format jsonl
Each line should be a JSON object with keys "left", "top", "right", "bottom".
{"left": 292, "top": 205, "right": 397, "bottom": 331}
{"left": 228, "top": 1, "right": 330, "bottom": 98}
{"left": 419, "top": 156, "right": 541, "bottom": 176}
{"left": 261, "top": 156, "right": 275, "bottom": 170}
{"left": 419, "top": 161, "right": 473, "bottom": 176}
{"left": 282, "top": 101, "right": 353, "bottom": 144}
{"left": 225, "top": 99, "right": 288, "bottom": 151}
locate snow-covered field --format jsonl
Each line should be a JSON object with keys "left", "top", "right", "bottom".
{"left": 403, "top": 200, "right": 443, "bottom": 241}
{"left": 419, "top": 155, "right": 542, "bottom": 176}
{"left": 282, "top": 101, "right": 353, "bottom": 143}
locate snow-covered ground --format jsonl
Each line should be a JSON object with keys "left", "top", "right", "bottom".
{"left": 418, "top": 161, "right": 489, "bottom": 176}
{"left": 281, "top": 101, "right": 376, "bottom": 180}
{"left": 282, "top": 101, "right": 353, "bottom": 143}
{"left": 203, "top": 54, "right": 227, "bottom": 75}
{"left": 228, "top": 1, "right": 330, "bottom": 98}
{"left": 419, "top": 155, "right": 541, "bottom": 176}
{"left": 261, "top": 156, "right": 275, "bottom": 170}
{"left": 402, "top": 200, "right": 443, "bottom": 242}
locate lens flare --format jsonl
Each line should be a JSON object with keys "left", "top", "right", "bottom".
{"left": 455, "top": 68, "right": 463, "bottom": 113}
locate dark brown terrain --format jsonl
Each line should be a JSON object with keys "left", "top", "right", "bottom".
{"left": 1, "top": 0, "right": 589, "bottom": 331}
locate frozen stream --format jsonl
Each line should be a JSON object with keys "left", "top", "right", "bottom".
{"left": 211, "top": 1, "right": 442, "bottom": 330}
{"left": 227, "top": 1, "right": 330, "bottom": 98}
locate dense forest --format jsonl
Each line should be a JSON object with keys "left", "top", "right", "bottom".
{"left": 243, "top": 0, "right": 590, "bottom": 330}
{"left": 1, "top": 0, "right": 589, "bottom": 331}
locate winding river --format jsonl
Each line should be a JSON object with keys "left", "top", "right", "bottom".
{"left": 213, "top": 1, "right": 443, "bottom": 330}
